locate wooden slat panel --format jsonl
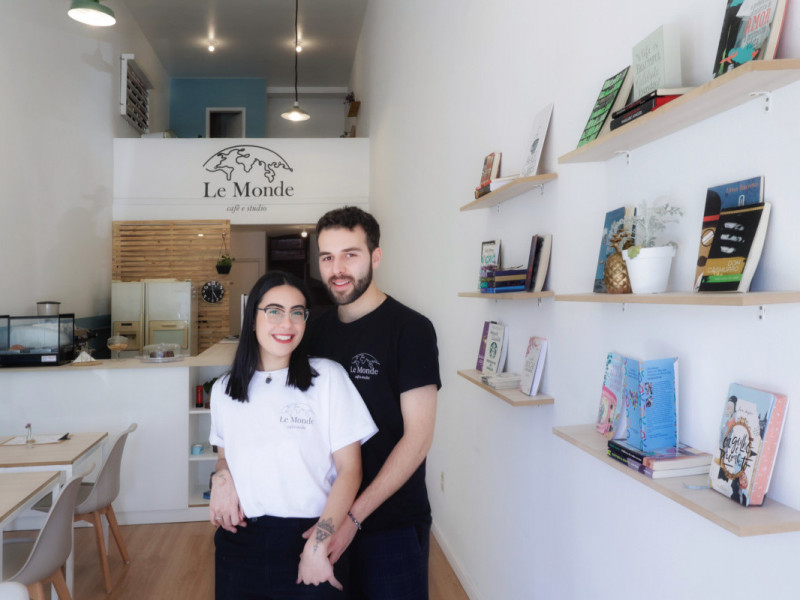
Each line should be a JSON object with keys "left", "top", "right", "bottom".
{"left": 112, "top": 220, "right": 232, "bottom": 352}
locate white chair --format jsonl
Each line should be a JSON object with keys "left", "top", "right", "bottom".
{"left": 0, "top": 582, "right": 29, "bottom": 600}
{"left": 3, "top": 472, "right": 88, "bottom": 600}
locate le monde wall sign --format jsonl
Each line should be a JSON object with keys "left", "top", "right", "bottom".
{"left": 113, "top": 138, "right": 369, "bottom": 223}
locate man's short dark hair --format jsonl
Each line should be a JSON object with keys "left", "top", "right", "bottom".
{"left": 316, "top": 206, "right": 381, "bottom": 253}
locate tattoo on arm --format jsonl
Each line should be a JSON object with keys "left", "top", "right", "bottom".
{"left": 313, "top": 518, "right": 335, "bottom": 551}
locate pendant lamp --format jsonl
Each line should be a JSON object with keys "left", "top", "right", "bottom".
{"left": 68, "top": 0, "right": 116, "bottom": 26}
{"left": 281, "top": 0, "right": 310, "bottom": 122}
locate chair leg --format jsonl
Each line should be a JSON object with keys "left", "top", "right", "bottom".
{"left": 104, "top": 504, "right": 131, "bottom": 564}
{"left": 45, "top": 566, "right": 73, "bottom": 600}
{"left": 78, "top": 510, "right": 113, "bottom": 593}
{"left": 26, "top": 582, "right": 46, "bottom": 600}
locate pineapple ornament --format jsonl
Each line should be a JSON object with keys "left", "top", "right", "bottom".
{"left": 604, "top": 230, "right": 632, "bottom": 294}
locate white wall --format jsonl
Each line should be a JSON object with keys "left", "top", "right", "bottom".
{"left": 0, "top": 1, "right": 169, "bottom": 318}
{"left": 356, "top": 1, "right": 800, "bottom": 599}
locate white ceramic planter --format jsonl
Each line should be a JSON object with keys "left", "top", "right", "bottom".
{"left": 623, "top": 245, "right": 675, "bottom": 294}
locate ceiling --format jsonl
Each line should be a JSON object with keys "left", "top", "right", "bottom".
{"left": 121, "top": 0, "right": 368, "bottom": 89}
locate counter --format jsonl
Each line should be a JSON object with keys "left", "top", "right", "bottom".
{"left": 0, "top": 342, "right": 236, "bottom": 526}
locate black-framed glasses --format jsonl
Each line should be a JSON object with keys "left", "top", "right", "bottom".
{"left": 257, "top": 306, "right": 310, "bottom": 324}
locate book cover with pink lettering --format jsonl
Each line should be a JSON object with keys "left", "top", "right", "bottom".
{"left": 710, "top": 383, "right": 788, "bottom": 506}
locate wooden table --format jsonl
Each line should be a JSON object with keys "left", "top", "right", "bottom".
{"left": 0, "top": 470, "right": 61, "bottom": 580}
{"left": 0, "top": 432, "right": 108, "bottom": 591}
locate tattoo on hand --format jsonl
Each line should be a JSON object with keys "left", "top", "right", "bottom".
{"left": 313, "top": 518, "right": 335, "bottom": 551}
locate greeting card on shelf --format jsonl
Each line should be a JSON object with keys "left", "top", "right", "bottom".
{"left": 713, "top": 0, "right": 788, "bottom": 78}
{"left": 710, "top": 383, "right": 787, "bottom": 506}
{"left": 520, "top": 103, "right": 554, "bottom": 177}
{"left": 519, "top": 336, "right": 548, "bottom": 396}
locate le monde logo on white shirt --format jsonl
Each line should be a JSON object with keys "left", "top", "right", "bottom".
{"left": 350, "top": 353, "right": 381, "bottom": 381}
{"left": 280, "top": 403, "right": 316, "bottom": 430}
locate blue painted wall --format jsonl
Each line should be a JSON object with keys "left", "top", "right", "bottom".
{"left": 169, "top": 79, "right": 266, "bottom": 138}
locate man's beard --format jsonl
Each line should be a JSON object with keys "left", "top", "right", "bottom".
{"left": 326, "top": 263, "right": 373, "bottom": 305}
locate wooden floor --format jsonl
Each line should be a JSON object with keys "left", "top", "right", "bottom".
{"left": 63, "top": 521, "right": 470, "bottom": 599}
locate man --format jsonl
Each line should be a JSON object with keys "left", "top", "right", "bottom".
{"left": 306, "top": 206, "right": 441, "bottom": 600}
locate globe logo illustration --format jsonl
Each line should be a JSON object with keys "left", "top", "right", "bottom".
{"left": 203, "top": 145, "right": 293, "bottom": 182}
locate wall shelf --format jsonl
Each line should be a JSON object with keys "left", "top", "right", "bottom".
{"left": 553, "top": 424, "right": 800, "bottom": 537}
{"left": 459, "top": 291, "right": 555, "bottom": 301}
{"left": 460, "top": 173, "right": 557, "bottom": 211}
{"left": 554, "top": 291, "right": 800, "bottom": 306}
{"left": 458, "top": 369, "right": 553, "bottom": 407}
{"left": 558, "top": 59, "right": 800, "bottom": 164}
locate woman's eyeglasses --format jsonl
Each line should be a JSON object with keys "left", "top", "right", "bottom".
{"left": 257, "top": 306, "right": 310, "bottom": 324}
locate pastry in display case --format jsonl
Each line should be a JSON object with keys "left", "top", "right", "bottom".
{"left": 0, "top": 314, "right": 75, "bottom": 366}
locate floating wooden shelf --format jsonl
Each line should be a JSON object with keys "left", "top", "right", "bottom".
{"left": 459, "top": 291, "right": 555, "bottom": 301}
{"left": 553, "top": 424, "right": 800, "bottom": 537}
{"left": 460, "top": 173, "right": 557, "bottom": 211}
{"left": 457, "top": 369, "right": 553, "bottom": 407}
{"left": 558, "top": 59, "right": 800, "bottom": 164}
{"left": 554, "top": 291, "right": 800, "bottom": 306}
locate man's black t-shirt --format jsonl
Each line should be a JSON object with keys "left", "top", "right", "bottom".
{"left": 306, "top": 295, "right": 441, "bottom": 533}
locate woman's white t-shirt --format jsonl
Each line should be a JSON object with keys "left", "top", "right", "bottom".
{"left": 209, "top": 357, "right": 377, "bottom": 518}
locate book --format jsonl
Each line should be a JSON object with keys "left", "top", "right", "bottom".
{"left": 477, "top": 152, "right": 502, "bottom": 189}
{"left": 519, "top": 336, "right": 548, "bottom": 396}
{"left": 710, "top": 383, "right": 788, "bottom": 506}
{"left": 611, "top": 87, "right": 694, "bottom": 119}
{"left": 481, "top": 285, "right": 527, "bottom": 294}
{"left": 614, "top": 456, "right": 712, "bottom": 479}
{"left": 524, "top": 235, "right": 540, "bottom": 291}
{"left": 608, "top": 439, "right": 712, "bottom": 471}
{"left": 531, "top": 234, "right": 552, "bottom": 293}
{"left": 713, "top": 0, "right": 788, "bottom": 78}
{"left": 594, "top": 206, "right": 634, "bottom": 293}
{"left": 481, "top": 372, "right": 521, "bottom": 389}
{"left": 480, "top": 239, "right": 501, "bottom": 270}
{"left": 520, "top": 103, "right": 553, "bottom": 177}
{"left": 608, "top": 95, "right": 681, "bottom": 131}
{"left": 596, "top": 352, "right": 626, "bottom": 436}
{"left": 481, "top": 322, "right": 508, "bottom": 377}
{"left": 693, "top": 176, "right": 765, "bottom": 291}
{"left": 577, "top": 66, "right": 633, "bottom": 147}
{"left": 631, "top": 24, "right": 683, "bottom": 101}
{"left": 697, "top": 202, "right": 771, "bottom": 292}
{"left": 475, "top": 321, "right": 495, "bottom": 371}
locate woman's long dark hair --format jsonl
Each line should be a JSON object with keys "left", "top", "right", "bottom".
{"left": 225, "top": 271, "right": 317, "bottom": 402}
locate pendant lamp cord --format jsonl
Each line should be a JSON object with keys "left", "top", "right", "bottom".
{"left": 293, "top": 0, "right": 299, "bottom": 103}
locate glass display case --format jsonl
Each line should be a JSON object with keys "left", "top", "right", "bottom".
{"left": 0, "top": 313, "right": 75, "bottom": 366}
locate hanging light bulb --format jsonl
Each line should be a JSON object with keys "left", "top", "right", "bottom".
{"left": 282, "top": 0, "right": 310, "bottom": 122}
{"left": 208, "top": 41, "right": 216, "bottom": 52}
{"left": 68, "top": 0, "right": 116, "bottom": 26}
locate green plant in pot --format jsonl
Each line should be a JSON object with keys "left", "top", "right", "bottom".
{"left": 216, "top": 254, "right": 234, "bottom": 274}
{"left": 621, "top": 200, "right": 684, "bottom": 294}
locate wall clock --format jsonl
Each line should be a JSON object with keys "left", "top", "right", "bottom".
{"left": 201, "top": 280, "right": 225, "bottom": 303}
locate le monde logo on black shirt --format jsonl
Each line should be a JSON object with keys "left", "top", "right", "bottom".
{"left": 202, "top": 145, "right": 295, "bottom": 200}
{"left": 350, "top": 353, "right": 381, "bottom": 381}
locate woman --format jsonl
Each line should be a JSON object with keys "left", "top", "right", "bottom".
{"left": 209, "top": 271, "right": 377, "bottom": 599}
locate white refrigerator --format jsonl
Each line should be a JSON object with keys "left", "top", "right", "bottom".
{"left": 111, "top": 279, "right": 198, "bottom": 357}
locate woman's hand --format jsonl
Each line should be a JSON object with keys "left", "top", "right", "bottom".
{"left": 209, "top": 468, "right": 246, "bottom": 533}
{"left": 296, "top": 520, "right": 343, "bottom": 590}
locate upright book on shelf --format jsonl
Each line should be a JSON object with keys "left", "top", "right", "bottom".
{"left": 475, "top": 152, "right": 502, "bottom": 197}
{"left": 519, "top": 336, "right": 548, "bottom": 396}
{"left": 631, "top": 24, "right": 683, "bottom": 100}
{"left": 531, "top": 234, "right": 552, "bottom": 293}
{"left": 713, "top": 0, "right": 788, "bottom": 78}
{"left": 577, "top": 66, "right": 633, "bottom": 147}
{"left": 693, "top": 176, "right": 764, "bottom": 290}
{"left": 475, "top": 321, "right": 495, "bottom": 371}
{"left": 481, "top": 322, "right": 508, "bottom": 377}
{"left": 594, "top": 206, "right": 634, "bottom": 293}
{"left": 710, "top": 383, "right": 788, "bottom": 506}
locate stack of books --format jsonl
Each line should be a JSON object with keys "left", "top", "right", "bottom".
{"left": 607, "top": 438, "right": 712, "bottom": 479}
{"left": 480, "top": 268, "right": 527, "bottom": 293}
{"left": 481, "top": 372, "right": 521, "bottom": 390}
{"left": 608, "top": 87, "right": 693, "bottom": 131}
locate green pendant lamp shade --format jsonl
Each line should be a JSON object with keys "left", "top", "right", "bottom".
{"left": 68, "top": 0, "right": 116, "bottom": 27}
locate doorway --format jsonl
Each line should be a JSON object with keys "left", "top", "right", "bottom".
{"left": 206, "top": 108, "right": 246, "bottom": 138}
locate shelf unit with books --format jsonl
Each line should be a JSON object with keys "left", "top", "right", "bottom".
{"left": 460, "top": 173, "right": 557, "bottom": 211}
{"left": 553, "top": 424, "right": 800, "bottom": 537}
{"left": 554, "top": 291, "right": 800, "bottom": 306}
{"left": 459, "top": 290, "right": 555, "bottom": 301}
{"left": 457, "top": 369, "right": 554, "bottom": 407}
{"left": 558, "top": 59, "right": 800, "bottom": 165}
